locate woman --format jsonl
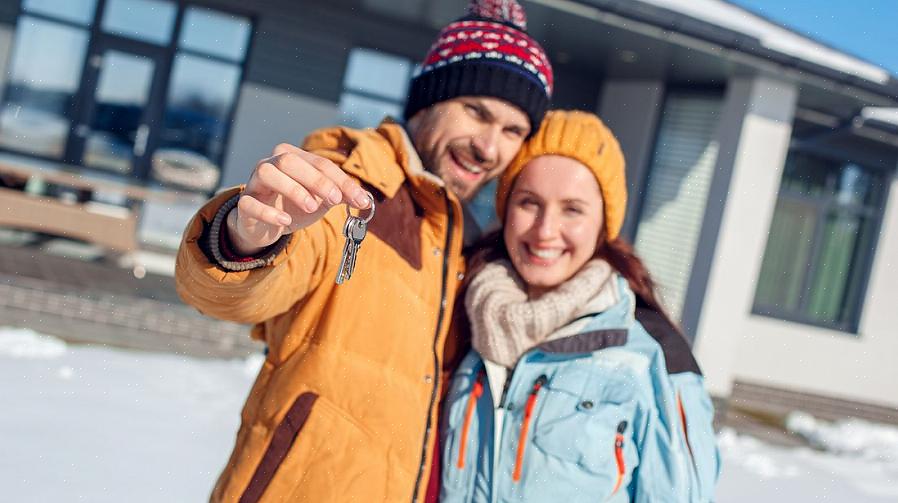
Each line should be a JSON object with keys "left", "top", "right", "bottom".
{"left": 438, "top": 111, "right": 719, "bottom": 502}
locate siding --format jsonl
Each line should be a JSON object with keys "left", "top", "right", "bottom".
{"left": 203, "top": 0, "right": 440, "bottom": 103}
{"left": 634, "top": 92, "right": 723, "bottom": 320}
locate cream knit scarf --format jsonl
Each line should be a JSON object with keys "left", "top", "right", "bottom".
{"left": 466, "top": 258, "right": 619, "bottom": 368}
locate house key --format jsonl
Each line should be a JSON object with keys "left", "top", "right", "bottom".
{"left": 335, "top": 193, "right": 375, "bottom": 285}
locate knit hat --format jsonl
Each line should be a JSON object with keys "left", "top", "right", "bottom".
{"left": 403, "top": 0, "right": 553, "bottom": 133}
{"left": 495, "top": 110, "right": 628, "bottom": 240}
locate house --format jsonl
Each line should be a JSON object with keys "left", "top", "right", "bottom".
{"left": 0, "top": 0, "right": 895, "bottom": 419}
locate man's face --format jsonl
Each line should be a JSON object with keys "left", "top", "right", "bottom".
{"left": 409, "top": 96, "right": 531, "bottom": 201}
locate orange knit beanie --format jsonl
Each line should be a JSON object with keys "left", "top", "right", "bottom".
{"left": 495, "top": 109, "right": 627, "bottom": 240}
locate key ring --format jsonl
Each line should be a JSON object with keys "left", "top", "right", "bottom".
{"left": 345, "top": 190, "right": 375, "bottom": 223}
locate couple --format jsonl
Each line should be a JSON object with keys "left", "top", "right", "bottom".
{"left": 175, "top": 1, "right": 719, "bottom": 501}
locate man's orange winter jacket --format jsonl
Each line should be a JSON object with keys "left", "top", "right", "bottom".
{"left": 175, "top": 121, "right": 466, "bottom": 503}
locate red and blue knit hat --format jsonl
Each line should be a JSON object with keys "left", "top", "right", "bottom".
{"left": 403, "top": 0, "right": 554, "bottom": 134}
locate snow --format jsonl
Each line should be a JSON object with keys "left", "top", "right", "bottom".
{"left": 2, "top": 327, "right": 897, "bottom": 502}
{"left": 861, "top": 107, "right": 898, "bottom": 127}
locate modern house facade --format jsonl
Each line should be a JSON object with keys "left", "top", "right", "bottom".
{"left": 0, "top": 0, "right": 896, "bottom": 415}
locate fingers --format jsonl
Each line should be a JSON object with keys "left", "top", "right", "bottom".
{"left": 237, "top": 192, "right": 292, "bottom": 227}
{"left": 254, "top": 160, "right": 321, "bottom": 214}
{"left": 270, "top": 144, "right": 371, "bottom": 210}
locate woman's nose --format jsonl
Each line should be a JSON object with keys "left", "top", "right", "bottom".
{"left": 534, "top": 210, "right": 559, "bottom": 240}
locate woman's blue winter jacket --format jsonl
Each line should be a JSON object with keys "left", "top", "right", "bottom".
{"left": 440, "top": 277, "right": 720, "bottom": 502}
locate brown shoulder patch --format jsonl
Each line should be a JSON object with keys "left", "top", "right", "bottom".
{"left": 366, "top": 183, "right": 423, "bottom": 270}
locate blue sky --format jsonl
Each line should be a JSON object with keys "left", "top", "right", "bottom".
{"left": 728, "top": 0, "right": 898, "bottom": 76}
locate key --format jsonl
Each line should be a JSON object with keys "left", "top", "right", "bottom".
{"left": 335, "top": 193, "right": 375, "bottom": 285}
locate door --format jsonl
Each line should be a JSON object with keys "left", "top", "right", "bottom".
{"left": 66, "top": 38, "right": 167, "bottom": 179}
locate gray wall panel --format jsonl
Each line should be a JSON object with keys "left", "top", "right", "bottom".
{"left": 202, "top": 0, "right": 439, "bottom": 103}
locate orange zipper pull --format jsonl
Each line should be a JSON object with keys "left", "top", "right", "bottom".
{"left": 611, "top": 420, "right": 628, "bottom": 495}
{"left": 512, "top": 374, "right": 547, "bottom": 482}
{"left": 456, "top": 370, "right": 485, "bottom": 469}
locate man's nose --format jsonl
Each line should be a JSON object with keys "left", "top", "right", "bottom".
{"left": 471, "top": 127, "right": 500, "bottom": 165}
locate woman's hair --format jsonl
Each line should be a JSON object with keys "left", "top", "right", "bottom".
{"left": 464, "top": 226, "right": 675, "bottom": 326}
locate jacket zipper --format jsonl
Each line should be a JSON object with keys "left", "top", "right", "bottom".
{"left": 456, "top": 370, "right": 486, "bottom": 468}
{"left": 411, "top": 193, "right": 454, "bottom": 502}
{"left": 512, "top": 374, "right": 547, "bottom": 482}
{"left": 610, "top": 420, "right": 628, "bottom": 497}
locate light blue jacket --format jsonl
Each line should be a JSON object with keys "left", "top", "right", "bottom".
{"left": 440, "top": 277, "right": 720, "bottom": 502}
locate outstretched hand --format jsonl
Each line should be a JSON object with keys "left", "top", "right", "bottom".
{"left": 226, "top": 143, "right": 371, "bottom": 256}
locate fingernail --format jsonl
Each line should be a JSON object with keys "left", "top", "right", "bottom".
{"left": 277, "top": 213, "right": 292, "bottom": 226}
{"left": 354, "top": 191, "right": 370, "bottom": 208}
{"left": 328, "top": 188, "right": 342, "bottom": 205}
{"left": 304, "top": 196, "right": 319, "bottom": 212}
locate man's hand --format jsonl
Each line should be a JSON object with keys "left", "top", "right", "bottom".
{"left": 226, "top": 143, "right": 372, "bottom": 256}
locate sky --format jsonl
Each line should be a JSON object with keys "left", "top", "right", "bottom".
{"left": 728, "top": 0, "right": 898, "bottom": 76}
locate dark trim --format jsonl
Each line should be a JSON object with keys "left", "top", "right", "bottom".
{"left": 240, "top": 391, "right": 318, "bottom": 503}
{"left": 410, "top": 191, "right": 454, "bottom": 502}
{"left": 536, "top": 329, "right": 628, "bottom": 355}
{"left": 678, "top": 84, "right": 742, "bottom": 343}
{"left": 239, "top": 391, "right": 319, "bottom": 503}
{"left": 635, "top": 301, "right": 702, "bottom": 376}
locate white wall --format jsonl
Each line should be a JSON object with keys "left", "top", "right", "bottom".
{"left": 221, "top": 83, "right": 339, "bottom": 188}
{"left": 728, "top": 170, "right": 898, "bottom": 409}
{"left": 695, "top": 73, "right": 898, "bottom": 409}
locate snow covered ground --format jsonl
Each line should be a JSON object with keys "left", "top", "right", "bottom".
{"left": 2, "top": 327, "right": 897, "bottom": 502}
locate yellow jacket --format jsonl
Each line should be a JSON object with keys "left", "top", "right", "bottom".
{"left": 175, "top": 121, "right": 465, "bottom": 503}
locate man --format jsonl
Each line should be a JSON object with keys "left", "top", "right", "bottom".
{"left": 174, "top": 1, "right": 553, "bottom": 501}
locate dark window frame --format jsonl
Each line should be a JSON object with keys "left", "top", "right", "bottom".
{"left": 0, "top": 0, "right": 256, "bottom": 194}
{"left": 752, "top": 144, "right": 892, "bottom": 334}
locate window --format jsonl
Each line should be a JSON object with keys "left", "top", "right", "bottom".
{"left": 633, "top": 92, "right": 723, "bottom": 321}
{"left": 150, "top": 6, "right": 251, "bottom": 191}
{"left": 753, "top": 150, "right": 887, "bottom": 332}
{"left": 338, "top": 48, "right": 413, "bottom": 129}
{"left": 0, "top": 1, "right": 95, "bottom": 157}
{"left": 0, "top": 1, "right": 251, "bottom": 193}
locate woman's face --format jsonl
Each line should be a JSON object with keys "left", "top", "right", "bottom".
{"left": 503, "top": 155, "right": 604, "bottom": 296}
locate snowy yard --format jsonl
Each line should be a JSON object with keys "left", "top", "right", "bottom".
{"left": 2, "top": 327, "right": 897, "bottom": 502}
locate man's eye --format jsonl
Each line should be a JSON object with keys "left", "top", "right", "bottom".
{"left": 465, "top": 104, "right": 483, "bottom": 118}
{"left": 505, "top": 128, "right": 525, "bottom": 138}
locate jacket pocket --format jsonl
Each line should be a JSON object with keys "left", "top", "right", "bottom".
{"left": 531, "top": 370, "right": 636, "bottom": 491}
{"left": 240, "top": 392, "right": 318, "bottom": 503}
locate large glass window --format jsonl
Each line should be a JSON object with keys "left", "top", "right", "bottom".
{"left": 754, "top": 151, "right": 887, "bottom": 332}
{"left": 101, "top": 0, "right": 176, "bottom": 46}
{"left": 0, "top": 2, "right": 251, "bottom": 193}
{"left": 0, "top": 10, "right": 92, "bottom": 158}
{"left": 150, "top": 6, "right": 250, "bottom": 192}
{"left": 338, "top": 48, "right": 413, "bottom": 129}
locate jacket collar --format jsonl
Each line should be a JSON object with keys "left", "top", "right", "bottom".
{"left": 339, "top": 119, "right": 445, "bottom": 200}
{"left": 535, "top": 276, "right": 636, "bottom": 355}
